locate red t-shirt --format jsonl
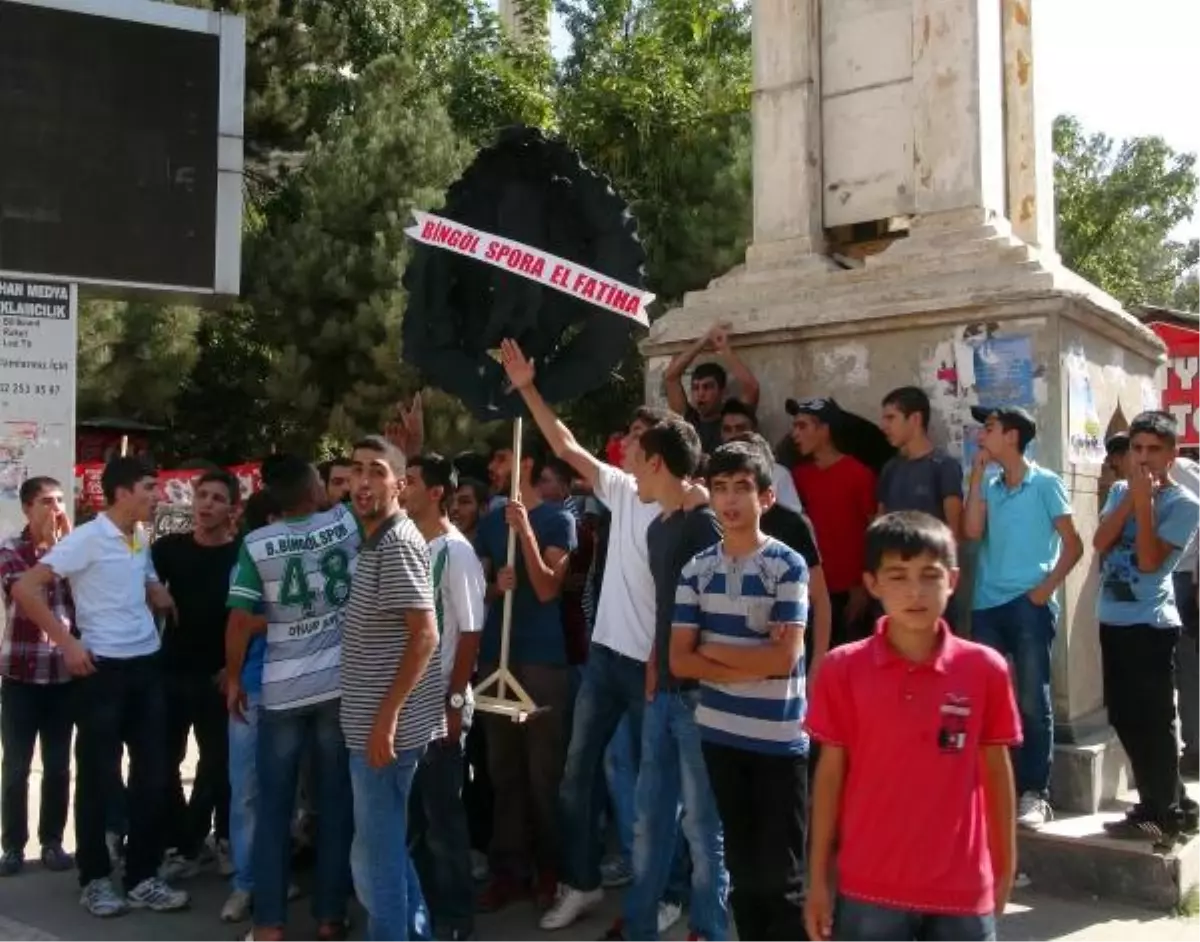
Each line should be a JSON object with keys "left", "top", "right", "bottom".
{"left": 805, "top": 619, "right": 1022, "bottom": 915}
{"left": 791, "top": 455, "right": 876, "bottom": 593}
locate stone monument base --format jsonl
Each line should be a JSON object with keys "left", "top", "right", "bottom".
{"left": 644, "top": 212, "right": 1167, "bottom": 818}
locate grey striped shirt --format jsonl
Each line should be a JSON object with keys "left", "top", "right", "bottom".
{"left": 339, "top": 513, "right": 445, "bottom": 752}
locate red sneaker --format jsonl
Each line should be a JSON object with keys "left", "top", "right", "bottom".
{"left": 476, "top": 875, "right": 530, "bottom": 913}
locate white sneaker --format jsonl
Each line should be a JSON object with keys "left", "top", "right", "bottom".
{"left": 127, "top": 876, "right": 190, "bottom": 912}
{"left": 81, "top": 877, "right": 129, "bottom": 918}
{"left": 539, "top": 885, "right": 603, "bottom": 930}
{"left": 159, "top": 849, "right": 202, "bottom": 881}
{"left": 657, "top": 900, "right": 684, "bottom": 934}
{"left": 1016, "top": 792, "right": 1052, "bottom": 829}
{"left": 221, "top": 888, "right": 252, "bottom": 923}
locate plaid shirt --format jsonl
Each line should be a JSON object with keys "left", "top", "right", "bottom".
{"left": 0, "top": 528, "right": 75, "bottom": 684}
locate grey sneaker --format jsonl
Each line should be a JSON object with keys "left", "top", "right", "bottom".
{"left": 81, "top": 877, "right": 129, "bottom": 917}
{"left": 128, "top": 876, "right": 189, "bottom": 912}
{"left": 158, "top": 849, "right": 202, "bottom": 881}
{"left": 599, "top": 854, "right": 632, "bottom": 888}
{"left": 220, "top": 888, "right": 252, "bottom": 923}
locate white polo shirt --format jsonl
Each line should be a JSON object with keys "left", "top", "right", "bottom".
{"left": 42, "top": 514, "right": 161, "bottom": 659}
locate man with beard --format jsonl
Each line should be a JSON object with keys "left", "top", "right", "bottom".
{"left": 153, "top": 470, "right": 243, "bottom": 880}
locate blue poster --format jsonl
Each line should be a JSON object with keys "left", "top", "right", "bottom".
{"left": 973, "top": 335, "right": 1035, "bottom": 409}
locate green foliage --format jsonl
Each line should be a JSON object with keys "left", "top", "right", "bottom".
{"left": 1054, "top": 114, "right": 1198, "bottom": 310}
{"left": 244, "top": 54, "right": 468, "bottom": 454}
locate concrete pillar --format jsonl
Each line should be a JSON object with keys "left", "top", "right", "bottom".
{"left": 1002, "top": 0, "right": 1058, "bottom": 253}
{"left": 911, "top": 0, "right": 1007, "bottom": 218}
{"left": 748, "top": 0, "right": 824, "bottom": 264}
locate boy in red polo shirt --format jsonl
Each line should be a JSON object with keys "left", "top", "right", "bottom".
{"left": 804, "top": 511, "right": 1020, "bottom": 942}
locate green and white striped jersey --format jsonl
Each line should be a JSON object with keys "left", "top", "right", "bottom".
{"left": 227, "top": 503, "right": 362, "bottom": 711}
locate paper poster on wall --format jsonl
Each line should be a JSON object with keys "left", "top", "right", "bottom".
{"left": 0, "top": 277, "right": 77, "bottom": 540}
{"left": 973, "top": 335, "right": 1036, "bottom": 410}
{"left": 1066, "top": 349, "right": 1103, "bottom": 465}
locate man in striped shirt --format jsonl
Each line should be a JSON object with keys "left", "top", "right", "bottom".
{"left": 670, "top": 441, "right": 810, "bottom": 941}
{"left": 226, "top": 456, "right": 361, "bottom": 942}
{"left": 339, "top": 436, "right": 443, "bottom": 942}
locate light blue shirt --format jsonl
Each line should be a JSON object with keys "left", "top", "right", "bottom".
{"left": 42, "top": 513, "right": 160, "bottom": 659}
{"left": 1098, "top": 481, "right": 1200, "bottom": 628}
{"left": 973, "top": 463, "right": 1073, "bottom": 611}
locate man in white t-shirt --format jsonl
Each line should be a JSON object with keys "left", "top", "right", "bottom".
{"left": 404, "top": 454, "right": 487, "bottom": 940}
{"left": 13, "top": 457, "right": 186, "bottom": 918}
{"left": 500, "top": 339, "right": 675, "bottom": 929}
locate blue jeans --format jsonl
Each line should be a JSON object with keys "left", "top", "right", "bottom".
{"left": 560, "top": 644, "right": 647, "bottom": 891}
{"left": 604, "top": 715, "right": 636, "bottom": 863}
{"left": 834, "top": 896, "right": 995, "bottom": 941}
{"left": 228, "top": 693, "right": 259, "bottom": 893}
{"left": 253, "top": 699, "right": 353, "bottom": 929}
{"left": 350, "top": 748, "right": 431, "bottom": 942}
{"left": 624, "top": 690, "right": 729, "bottom": 941}
{"left": 971, "top": 594, "right": 1055, "bottom": 796}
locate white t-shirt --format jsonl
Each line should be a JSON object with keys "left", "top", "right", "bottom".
{"left": 42, "top": 513, "right": 160, "bottom": 659}
{"left": 429, "top": 527, "right": 487, "bottom": 691}
{"left": 1172, "top": 457, "right": 1199, "bottom": 578}
{"left": 591, "top": 464, "right": 659, "bottom": 661}
{"left": 772, "top": 463, "right": 802, "bottom": 513}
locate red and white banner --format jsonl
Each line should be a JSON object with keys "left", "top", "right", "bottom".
{"left": 73, "top": 462, "right": 263, "bottom": 512}
{"left": 405, "top": 210, "right": 654, "bottom": 327}
{"left": 1149, "top": 322, "right": 1199, "bottom": 446}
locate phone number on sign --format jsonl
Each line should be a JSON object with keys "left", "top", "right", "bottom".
{"left": 0, "top": 383, "right": 63, "bottom": 396}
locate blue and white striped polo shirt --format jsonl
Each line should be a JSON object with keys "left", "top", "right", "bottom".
{"left": 674, "top": 537, "right": 810, "bottom": 755}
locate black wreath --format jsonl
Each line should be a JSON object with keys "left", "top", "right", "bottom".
{"left": 402, "top": 126, "right": 649, "bottom": 420}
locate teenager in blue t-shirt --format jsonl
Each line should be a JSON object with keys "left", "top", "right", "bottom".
{"left": 1094, "top": 411, "right": 1200, "bottom": 842}
{"left": 473, "top": 440, "right": 577, "bottom": 909}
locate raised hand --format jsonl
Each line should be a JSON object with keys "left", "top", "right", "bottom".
{"left": 500, "top": 338, "right": 536, "bottom": 390}
{"left": 385, "top": 391, "right": 425, "bottom": 457}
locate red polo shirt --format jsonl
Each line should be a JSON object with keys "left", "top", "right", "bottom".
{"left": 805, "top": 619, "right": 1021, "bottom": 915}
{"left": 791, "top": 455, "right": 876, "bottom": 593}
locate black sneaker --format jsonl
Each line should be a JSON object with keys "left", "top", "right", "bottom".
{"left": 0, "top": 849, "right": 22, "bottom": 877}
{"left": 1104, "top": 816, "right": 1165, "bottom": 841}
{"left": 40, "top": 843, "right": 74, "bottom": 872}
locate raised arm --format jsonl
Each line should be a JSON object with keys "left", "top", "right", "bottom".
{"left": 963, "top": 448, "right": 991, "bottom": 541}
{"left": 710, "top": 327, "right": 760, "bottom": 410}
{"left": 501, "top": 338, "right": 602, "bottom": 490}
{"left": 664, "top": 325, "right": 720, "bottom": 415}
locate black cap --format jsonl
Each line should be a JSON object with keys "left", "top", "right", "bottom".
{"left": 785, "top": 397, "right": 842, "bottom": 424}
{"left": 1104, "top": 431, "right": 1130, "bottom": 457}
{"left": 970, "top": 405, "right": 1037, "bottom": 448}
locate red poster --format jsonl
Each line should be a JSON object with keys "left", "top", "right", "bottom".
{"left": 72, "top": 461, "right": 263, "bottom": 511}
{"left": 1149, "top": 322, "right": 1199, "bottom": 446}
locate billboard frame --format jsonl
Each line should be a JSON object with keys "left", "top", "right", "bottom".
{"left": 0, "top": 0, "right": 245, "bottom": 301}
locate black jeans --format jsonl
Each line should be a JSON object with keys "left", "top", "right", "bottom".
{"left": 411, "top": 733, "right": 476, "bottom": 937}
{"left": 0, "top": 679, "right": 73, "bottom": 853}
{"left": 702, "top": 741, "right": 808, "bottom": 941}
{"left": 73, "top": 654, "right": 168, "bottom": 887}
{"left": 164, "top": 670, "right": 229, "bottom": 856}
{"left": 1100, "top": 624, "right": 1187, "bottom": 826}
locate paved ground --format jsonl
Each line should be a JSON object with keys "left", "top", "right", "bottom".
{"left": 0, "top": 733, "right": 1196, "bottom": 940}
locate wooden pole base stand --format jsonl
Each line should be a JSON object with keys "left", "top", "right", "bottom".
{"left": 473, "top": 666, "right": 543, "bottom": 723}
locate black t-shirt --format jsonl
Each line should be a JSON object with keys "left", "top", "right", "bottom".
{"left": 151, "top": 533, "right": 242, "bottom": 675}
{"left": 761, "top": 504, "right": 822, "bottom": 571}
{"left": 876, "top": 448, "right": 963, "bottom": 521}
{"left": 647, "top": 506, "right": 722, "bottom": 689}
{"left": 684, "top": 405, "right": 725, "bottom": 456}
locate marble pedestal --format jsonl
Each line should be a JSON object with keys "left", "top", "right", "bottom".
{"left": 643, "top": 211, "right": 1167, "bottom": 813}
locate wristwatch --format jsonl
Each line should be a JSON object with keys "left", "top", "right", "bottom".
{"left": 448, "top": 692, "right": 466, "bottom": 710}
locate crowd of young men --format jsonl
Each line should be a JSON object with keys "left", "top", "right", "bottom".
{"left": 0, "top": 325, "right": 1197, "bottom": 942}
